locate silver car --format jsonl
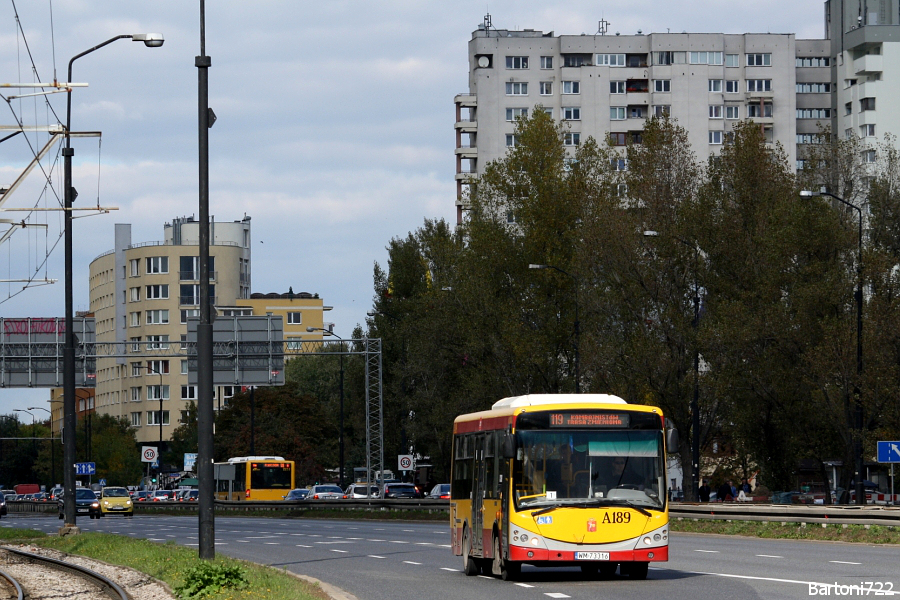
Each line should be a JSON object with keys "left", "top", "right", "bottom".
{"left": 308, "top": 485, "right": 346, "bottom": 500}
{"left": 345, "top": 484, "right": 379, "bottom": 499}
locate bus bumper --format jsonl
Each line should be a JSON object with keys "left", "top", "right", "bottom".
{"left": 509, "top": 544, "right": 668, "bottom": 563}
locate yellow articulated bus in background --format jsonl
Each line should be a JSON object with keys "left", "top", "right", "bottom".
{"left": 213, "top": 456, "right": 295, "bottom": 501}
{"left": 451, "top": 394, "right": 678, "bottom": 581}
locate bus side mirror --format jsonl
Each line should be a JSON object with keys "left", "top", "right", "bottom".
{"left": 665, "top": 419, "right": 679, "bottom": 451}
{"left": 501, "top": 433, "right": 517, "bottom": 459}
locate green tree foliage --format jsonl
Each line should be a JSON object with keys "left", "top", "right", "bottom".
{"left": 88, "top": 414, "right": 144, "bottom": 486}
{"left": 164, "top": 401, "right": 198, "bottom": 470}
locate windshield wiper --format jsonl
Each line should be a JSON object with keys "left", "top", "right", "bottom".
{"left": 531, "top": 498, "right": 653, "bottom": 518}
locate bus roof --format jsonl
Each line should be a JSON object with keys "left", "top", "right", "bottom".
{"left": 227, "top": 456, "right": 286, "bottom": 463}
{"left": 491, "top": 394, "right": 627, "bottom": 410}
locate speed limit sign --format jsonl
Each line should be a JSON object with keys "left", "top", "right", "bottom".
{"left": 398, "top": 455, "right": 414, "bottom": 471}
{"left": 141, "top": 446, "right": 158, "bottom": 463}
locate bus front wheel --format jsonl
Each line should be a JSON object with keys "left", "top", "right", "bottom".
{"left": 491, "top": 535, "right": 520, "bottom": 581}
{"left": 462, "top": 528, "right": 479, "bottom": 576}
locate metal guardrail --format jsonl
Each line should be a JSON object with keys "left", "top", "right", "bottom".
{"left": 7, "top": 499, "right": 899, "bottom": 526}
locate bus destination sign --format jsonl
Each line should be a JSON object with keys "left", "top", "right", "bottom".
{"left": 549, "top": 412, "right": 630, "bottom": 428}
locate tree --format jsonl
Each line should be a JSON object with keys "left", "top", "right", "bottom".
{"left": 164, "top": 401, "right": 198, "bottom": 470}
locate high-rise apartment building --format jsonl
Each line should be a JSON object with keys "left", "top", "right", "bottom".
{"left": 454, "top": 6, "right": 891, "bottom": 222}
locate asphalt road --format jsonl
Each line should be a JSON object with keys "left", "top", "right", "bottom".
{"left": 3, "top": 514, "right": 899, "bottom": 600}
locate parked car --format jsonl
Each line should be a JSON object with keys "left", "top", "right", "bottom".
{"left": 283, "top": 488, "right": 309, "bottom": 501}
{"left": 382, "top": 483, "right": 423, "bottom": 499}
{"left": 152, "top": 490, "right": 176, "bottom": 501}
{"left": 427, "top": 483, "right": 450, "bottom": 499}
{"left": 4, "top": 494, "right": 16, "bottom": 502}
{"left": 58, "top": 488, "right": 100, "bottom": 519}
{"left": 308, "top": 485, "right": 346, "bottom": 500}
{"left": 0, "top": 495, "right": 6, "bottom": 516}
{"left": 132, "top": 491, "right": 152, "bottom": 502}
{"left": 31, "top": 492, "right": 49, "bottom": 502}
{"left": 183, "top": 490, "right": 199, "bottom": 501}
{"left": 99, "top": 487, "right": 134, "bottom": 517}
{"left": 345, "top": 484, "right": 379, "bottom": 499}
{"left": 49, "top": 487, "right": 64, "bottom": 501}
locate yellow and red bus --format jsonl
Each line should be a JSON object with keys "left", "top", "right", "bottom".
{"left": 213, "top": 456, "right": 295, "bottom": 501}
{"left": 451, "top": 394, "right": 677, "bottom": 580}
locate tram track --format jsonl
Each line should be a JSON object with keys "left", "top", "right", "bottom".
{"left": 0, "top": 546, "right": 131, "bottom": 600}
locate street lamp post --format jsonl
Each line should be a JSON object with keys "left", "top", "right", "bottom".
{"left": 62, "top": 31, "right": 164, "bottom": 528}
{"left": 801, "top": 190, "right": 865, "bottom": 505}
{"left": 28, "top": 407, "right": 53, "bottom": 488}
{"left": 644, "top": 230, "right": 702, "bottom": 502}
{"left": 528, "top": 264, "right": 580, "bottom": 393}
{"left": 307, "top": 326, "right": 346, "bottom": 489}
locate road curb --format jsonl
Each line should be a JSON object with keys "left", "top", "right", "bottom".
{"left": 288, "top": 572, "right": 358, "bottom": 600}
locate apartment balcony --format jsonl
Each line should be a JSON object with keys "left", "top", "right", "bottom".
{"left": 858, "top": 110, "right": 877, "bottom": 126}
{"left": 455, "top": 170, "right": 477, "bottom": 181}
{"left": 747, "top": 89, "right": 774, "bottom": 100}
{"left": 455, "top": 146, "right": 477, "bottom": 159}
{"left": 854, "top": 54, "right": 882, "bottom": 75}
{"left": 455, "top": 119, "right": 477, "bottom": 133}
{"left": 748, "top": 116, "right": 775, "bottom": 126}
{"left": 454, "top": 93, "right": 477, "bottom": 108}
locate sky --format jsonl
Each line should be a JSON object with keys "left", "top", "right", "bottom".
{"left": 0, "top": 0, "right": 827, "bottom": 415}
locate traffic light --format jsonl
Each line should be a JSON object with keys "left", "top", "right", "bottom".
{"left": 151, "top": 477, "right": 157, "bottom": 484}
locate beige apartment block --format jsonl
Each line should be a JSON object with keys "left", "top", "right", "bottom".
{"left": 89, "top": 216, "right": 252, "bottom": 446}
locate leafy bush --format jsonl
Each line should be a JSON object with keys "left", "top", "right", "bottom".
{"left": 175, "top": 562, "right": 249, "bottom": 598}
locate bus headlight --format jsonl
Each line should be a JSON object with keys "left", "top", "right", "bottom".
{"left": 643, "top": 536, "right": 653, "bottom": 545}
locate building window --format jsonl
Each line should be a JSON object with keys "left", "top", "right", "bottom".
{"left": 796, "top": 82, "right": 831, "bottom": 93}
{"left": 747, "top": 79, "right": 772, "bottom": 92}
{"left": 563, "top": 107, "right": 581, "bottom": 120}
{"left": 130, "top": 259, "right": 140, "bottom": 277}
{"left": 628, "top": 106, "right": 644, "bottom": 119}
{"left": 182, "top": 385, "right": 198, "bottom": 400}
{"left": 505, "top": 107, "right": 528, "bottom": 121}
{"left": 709, "top": 131, "right": 723, "bottom": 145}
{"left": 540, "top": 56, "right": 553, "bottom": 69}
{"left": 562, "top": 81, "right": 580, "bottom": 94}
{"left": 610, "top": 107, "right": 626, "bottom": 120}
{"left": 147, "top": 410, "right": 170, "bottom": 426}
{"left": 610, "top": 81, "right": 625, "bottom": 94}
{"left": 797, "top": 133, "right": 825, "bottom": 144}
{"left": 148, "top": 360, "right": 169, "bottom": 375}
{"left": 746, "top": 53, "right": 771, "bottom": 66}
{"left": 725, "top": 80, "right": 740, "bottom": 93}
{"left": 747, "top": 103, "right": 773, "bottom": 118}
{"left": 609, "top": 132, "right": 627, "bottom": 146}
{"left": 796, "top": 108, "right": 831, "bottom": 119}
{"left": 796, "top": 56, "right": 830, "bottom": 67}
{"left": 708, "top": 79, "right": 722, "bottom": 93}
{"left": 145, "top": 256, "right": 168, "bottom": 274}
{"left": 180, "top": 284, "right": 215, "bottom": 306}
{"left": 130, "top": 312, "right": 141, "bottom": 327}
{"left": 181, "top": 359, "right": 189, "bottom": 375}
{"left": 611, "top": 157, "right": 628, "bottom": 171}
{"left": 690, "top": 51, "right": 723, "bottom": 65}
{"left": 131, "top": 412, "right": 142, "bottom": 426}
{"left": 563, "top": 132, "right": 580, "bottom": 146}
{"left": 505, "top": 82, "right": 527, "bottom": 95}
{"left": 653, "top": 105, "right": 670, "bottom": 117}
{"left": 180, "top": 334, "right": 188, "bottom": 351}
{"left": 726, "top": 106, "right": 740, "bottom": 119}
{"left": 147, "top": 335, "right": 169, "bottom": 350}
{"left": 709, "top": 105, "right": 723, "bottom": 119}
{"left": 180, "top": 309, "right": 200, "bottom": 324}
{"left": 131, "top": 362, "right": 142, "bottom": 377}
{"left": 147, "top": 385, "right": 170, "bottom": 401}
{"left": 539, "top": 82, "right": 552, "bottom": 95}
{"left": 653, "top": 79, "right": 670, "bottom": 92}
{"left": 725, "top": 54, "right": 739, "bottom": 67}
{"left": 505, "top": 56, "right": 529, "bottom": 69}
{"left": 146, "top": 309, "right": 169, "bottom": 325}
{"left": 505, "top": 134, "right": 520, "bottom": 147}
{"left": 861, "top": 124, "right": 876, "bottom": 137}
{"left": 131, "top": 387, "right": 141, "bottom": 402}
{"left": 130, "top": 337, "right": 141, "bottom": 353}
{"left": 287, "top": 312, "right": 302, "bottom": 324}
{"left": 616, "top": 183, "right": 628, "bottom": 197}
{"left": 860, "top": 97, "right": 876, "bottom": 111}
{"left": 863, "top": 149, "right": 877, "bottom": 163}
{"left": 145, "top": 284, "right": 169, "bottom": 299}
{"left": 129, "top": 287, "right": 140, "bottom": 302}
{"left": 596, "top": 53, "right": 625, "bottom": 66}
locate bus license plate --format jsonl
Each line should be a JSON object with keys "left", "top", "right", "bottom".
{"left": 575, "top": 552, "right": 609, "bottom": 560}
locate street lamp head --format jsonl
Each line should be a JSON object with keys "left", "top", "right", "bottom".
{"left": 132, "top": 33, "right": 165, "bottom": 48}
{"left": 643, "top": 230, "right": 659, "bottom": 237}
{"left": 528, "top": 264, "right": 548, "bottom": 270}
{"left": 799, "top": 190, "right": 817, "bottom": 198}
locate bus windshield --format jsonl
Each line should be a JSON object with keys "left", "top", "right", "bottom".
{"left": 249, "top": 462, "right": 293, "bottom": 489}
{"left": 512, "top": 430, "right": 665, "bottom": 511}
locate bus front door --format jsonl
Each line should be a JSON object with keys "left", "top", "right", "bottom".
{"left": 471, "top": 434, "right": 486, "bottom": 555}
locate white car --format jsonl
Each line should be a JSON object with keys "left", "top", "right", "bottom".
{"left": 308, "top": 485, "right": 346, "bottom": 500}
{"left": 345, "top": 484, "right": 379, "bottom": 499}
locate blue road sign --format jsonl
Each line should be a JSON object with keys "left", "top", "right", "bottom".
{"left": 877, "top": 441, "right": 900, "bottom": 463}
{"left": 98, "top": 478, "right": 107, "bottom": 486}
{"left": 75, "top": 462, "right": 96, "bottom": 475}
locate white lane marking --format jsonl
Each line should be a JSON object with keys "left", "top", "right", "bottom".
{"left": 403, "top": 561, "right": 421, "bottom": 565}
{"left": 367, "top": 539, "right": 385, "bottom": 542}
{"left": 670, "top": 567, "right": 899, "bottom": 596}
{"left": 694, "top": 549, "right": 719, "bottom": 553}
{"left": 402, "top": 529, "right": 415, "bottom": 532}
{"left": 296, "top": 545, "right": 312, "bottom": 548}
{"left": 756, "top": 554, "right": 783, "bottom": 558}
{"left": 264, "top": 542, "right": 279, "bottom": 545}
{"left": 390, "top": 540, "right": 410, "bottom": 544}
{"left": 440, "top": 568, "right": 457, "bottom": 572}
{"left": 331, "top": 550, "right": 349, "bottom": 553}
{"left": 545, "top": 593, "right": 570, "bottom": 599}
{"left": 415, "top": 543, "right": 434, "bottom": 546}
{"left": 438, "top": 544, "right": 452, "bottom": 548}
{"left": 368, "top": 555, "right": 386, "bottom": 559}
{"left": 314, "top": 541, "right": 353, "bottom": 545}
{"left": 515, "top": 583, "right": 535, "bottom": 588}
{"left": 829, "top": 561, "right": 862, "bottom": 565}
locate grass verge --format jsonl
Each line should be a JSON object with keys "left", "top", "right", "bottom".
{"left": 670, "top": 518, "right": 900, "bottom": 544}
{"left": 0, "top": 528, "right": 329, "bottom": 600}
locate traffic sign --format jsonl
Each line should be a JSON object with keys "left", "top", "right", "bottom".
{"left": 98, "top": 478, "right": 107, "bottom": 486}
{"left": 75, "top": 462, "right": 95, "bottom": 475}
{"left": 877, "top": 441, "right": 900, "bottom": 463}
{"left": 398, "top": 455, "right": 414, "bottom": 471}
{"left": 184, "top": 453, "right": 198, "bottom": 471}
{"left": 141, "top": 446, "right": 158, "bottom": 463}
